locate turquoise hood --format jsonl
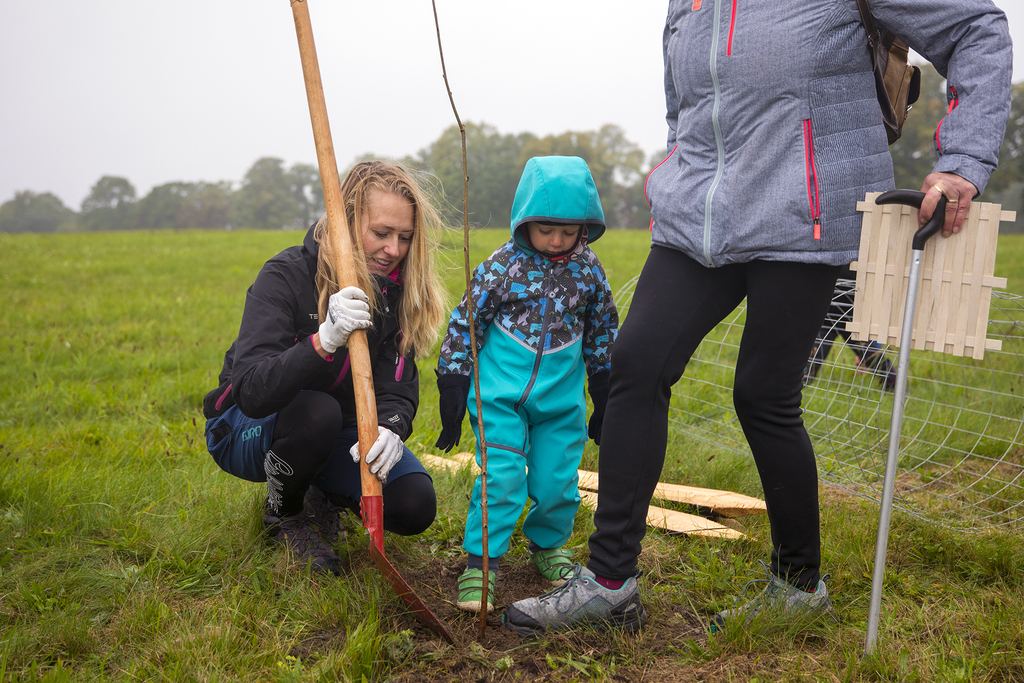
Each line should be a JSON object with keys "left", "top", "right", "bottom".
{"left": 510, "top": 156, "right": 606, "bottom": 251}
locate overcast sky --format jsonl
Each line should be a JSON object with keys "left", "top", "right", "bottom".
{"left": 1, "top": 1, "right": 1021, "bottom": 210}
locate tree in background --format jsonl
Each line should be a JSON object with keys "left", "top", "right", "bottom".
{"left": 233, "top": 158, "right": 297, "bottom": 230}
{"left": 233, "top": 157, "right": 324, "bottom": 230}
{"left": 136, "top": 181, "right": 233, "bottom": 231}
{"left": 989, "top": 80, "right": 1024, "bottom": 223}
{"left": 288, "top": 163, "right": 325, "bottom": 228}
{"left": 522, "top": 124, "right": 647, "bottom": 229}
{"left": 0, "top": 190, "right": 76, "bottom": 233}
{"left": 80, "top": 176, "right": 137, "bottom": 232}
{"left": 408, "top": 122, "right": 652, "bottom": 230}
{"left": 7, "top": 101, "right": 1024, "bottom": 233}
{"left": 411, "top": 122, "right": 537, "bottom": 228}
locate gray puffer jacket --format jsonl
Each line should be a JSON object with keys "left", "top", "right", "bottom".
{"left": 646, "top": 0, "right": 1012, "bottom": 268}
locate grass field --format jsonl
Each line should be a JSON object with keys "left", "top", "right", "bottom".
{"left": 2, "top": 228, "right": 1024, "bottom": 681}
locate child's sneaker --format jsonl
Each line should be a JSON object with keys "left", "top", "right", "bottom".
{"left": 710, "top": 562, "right": 835, "bottom": 632}
{"left": 531, "top": 547, "right": 575, "bottom": 586}
{"left": 503, "top": 564, "right": 647, "bottom": 636}
{"left": 457, "top": 568, "right": 497, "bottom": 614}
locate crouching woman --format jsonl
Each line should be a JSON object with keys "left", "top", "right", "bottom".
{"left": 202, "top": 161, "right": 447, "bottom": 575}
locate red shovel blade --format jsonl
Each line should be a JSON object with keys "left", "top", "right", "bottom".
{"left": 361, "top": 494, "right": 385, "bottom": 553}
{"left": 361, "top": 494, "right": 454, "bottom": 643}
{"left": 368, "top": 541, "right": 454, "bottom": 643}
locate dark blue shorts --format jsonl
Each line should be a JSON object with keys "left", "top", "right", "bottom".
{"left": 205, "top": 405, "right": 428, "bottom": 502}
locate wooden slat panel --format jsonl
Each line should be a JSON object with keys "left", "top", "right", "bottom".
{"left": 849, "top": 197, "right": 1012, "bottom": 359}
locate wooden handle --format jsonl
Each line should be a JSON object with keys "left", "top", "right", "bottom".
{"left": 290, "top": 0, "right": 381, "bottom": 497}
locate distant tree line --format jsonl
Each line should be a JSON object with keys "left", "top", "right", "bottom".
{"left": 3, "top": 72, "right": 1022, "bottom": 234}
{"left": 0, "top": 158, "right": 325, "bottom": 234}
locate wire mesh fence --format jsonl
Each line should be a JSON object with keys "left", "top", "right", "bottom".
{"left": 616, "top": 275, "right": 1024, "bottom": 531}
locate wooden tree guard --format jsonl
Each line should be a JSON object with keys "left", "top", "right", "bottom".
{"left": 847, "top": 193, "right": 1014, "bottom": 359}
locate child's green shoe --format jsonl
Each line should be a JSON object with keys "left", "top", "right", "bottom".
{"left": 531, "top": 547, "right": 575, "bottom": 585}
{"left": 457, "top": 568, "right": 497, "bottom": 613}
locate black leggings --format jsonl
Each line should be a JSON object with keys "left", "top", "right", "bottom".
{"left": 588, "top": 247, "right": 840, "bottom": 589}
{"left": 270, "top": 391, "right": 436, "bottom": 536}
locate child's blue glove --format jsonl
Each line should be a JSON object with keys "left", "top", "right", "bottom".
{"left": 587, "top": 370, "right": 610, "bottom": 445}
{"left": 435, "top": 372, "right": 471, "bottom": 453}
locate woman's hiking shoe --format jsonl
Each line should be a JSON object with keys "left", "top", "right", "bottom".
{"left": 457, "top": 568, "right": 497, "bottom": 613}
{"left": 263, "top": 506, "right": 345, "bottom": 576}
{"left": 710, "top": 562, "right": 835, "bottom": 633}
{"left": 502, "top": 564, "right": 647, "bottom": 637}
{"left": 531, "top": 547, "right": 575, "bottom": 585}
{"left": 302, "top": 484, "right": 347, "bottom": 546}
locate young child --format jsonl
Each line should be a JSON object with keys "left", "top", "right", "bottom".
{"left": 435, "top": 156, "right": 619, "bottom": 613}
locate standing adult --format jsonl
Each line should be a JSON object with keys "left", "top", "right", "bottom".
{"left": 504, "top": 0, "right": 1011, "bottom": 635}
{"left": 203, "top": 161, "right": 448, "bottom": 575}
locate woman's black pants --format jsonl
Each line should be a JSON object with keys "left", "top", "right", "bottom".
{"left": 588, "top": 246, "right": 840, "bottom": 589}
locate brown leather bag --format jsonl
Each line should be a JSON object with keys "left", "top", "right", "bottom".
{"left": 856, "top": 0, "right": 922, "bottom": 145}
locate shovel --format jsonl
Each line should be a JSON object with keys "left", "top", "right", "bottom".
{"left": 863, "top": 189, "right": 946, "bottom": 655}
{"left": 289, "top": 0, "right": 453, "bottom": 643}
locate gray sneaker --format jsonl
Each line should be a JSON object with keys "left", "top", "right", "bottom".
{"left": 711, "top": 561, "right": 835, "bottom": 632}
{"left": 503, "top": 564, "right": 647, "bottom": 637}
{"left": 302, "top": 484, "right": 347, "bottom": 546}
{"left": 264, "top": 505, "right": 345, "bottom": 576}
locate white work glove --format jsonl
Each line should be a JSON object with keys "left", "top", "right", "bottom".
{"left": 350, "top": 426, "right": 404, "bottom": 482}
{"left": 318, "top": 286, "right": 371, "bottom": 354}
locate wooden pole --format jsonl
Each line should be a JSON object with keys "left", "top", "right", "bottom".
{"left": 289, "top": 0, "right": 381, "bottom": 512}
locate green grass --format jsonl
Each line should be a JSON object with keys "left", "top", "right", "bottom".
{"left": 1, "top": 229, "right": 1024, "bottom": 681}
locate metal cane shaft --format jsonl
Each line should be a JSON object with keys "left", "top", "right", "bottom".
{"left": 865, "top": 249, "right": 924, "bottom": 654}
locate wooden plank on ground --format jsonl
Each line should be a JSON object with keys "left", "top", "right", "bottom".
{"left": 440, "top": 452, "right": 764, "bottom": 518}
{"left": 422, "top": 453, "right": 749, "bottom": 538}
{"left": 576, "top": 469, "right": 765, "bottom": 518}
{"left": 578, "top": 490, "right": 743, "bottom": 539}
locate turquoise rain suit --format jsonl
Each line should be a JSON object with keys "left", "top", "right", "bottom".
{"left": 437, "top": 156, "right": 618, "bottom": 559}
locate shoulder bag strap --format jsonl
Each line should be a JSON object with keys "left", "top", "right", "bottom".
{"left": 854, "top": 0, "right": 880, "bottom": 51}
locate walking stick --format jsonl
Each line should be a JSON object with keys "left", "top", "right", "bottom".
{"left": 864, "top": 189, "right": 946, "bottom": 655}
{"left": 289, "top": 0, "right": 453, "bottom": 643}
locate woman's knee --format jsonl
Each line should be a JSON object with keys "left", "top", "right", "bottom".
{"left": 383, "top": 473, "right": 437, "bottom": 536}
{"left": 733, "top": 369, "right": 801, "bottom": 423}
{"left": 274, "top": 392, "right": 343, "bottom": 451}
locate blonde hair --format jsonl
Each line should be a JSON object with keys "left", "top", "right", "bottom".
{"left": 314, "top": 161, "right": 447, "bottom": 358}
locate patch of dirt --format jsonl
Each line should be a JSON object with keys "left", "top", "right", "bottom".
{"left": 352, "top": 551, "right": 711, "bottom": 682}
{"left": 288, "top": 627, "right": 345, "bottom": 660}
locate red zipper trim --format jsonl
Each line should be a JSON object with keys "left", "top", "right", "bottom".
{"left": 727, "top": 0, "right": 738, "bottom": 55}
{"left": 935, "top": 86, "right": 958, "bottom": 152}
{"left": 803, "top": 119, "right": 822, "bottom": 239}
{"left": 645, "top": 146, "right": 678, "bottom": 231}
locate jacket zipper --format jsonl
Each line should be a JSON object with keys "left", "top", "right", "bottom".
{"left": 803, "top": 119, "right": 822, "bottom": 240}
{"left": 935, "top": 86, "right": 958, "bottom": 152}
{"left": 394, "top": 332, "right": 405, "bottom": 381}
{"left": 514, "top": 261, "right": 554, "bottom": 414}
{"left": 703, "top": 0, "right": 728, "bottom": 266}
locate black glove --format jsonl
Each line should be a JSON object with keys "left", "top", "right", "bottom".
{"left": 203, "top": 380, "right": 235, "bottom": 419}
{"left": 435, "top": 373, "right": 471, "bottom": 453}
{"left": 587, "top": 370, "right": 610, "bottom": 445}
